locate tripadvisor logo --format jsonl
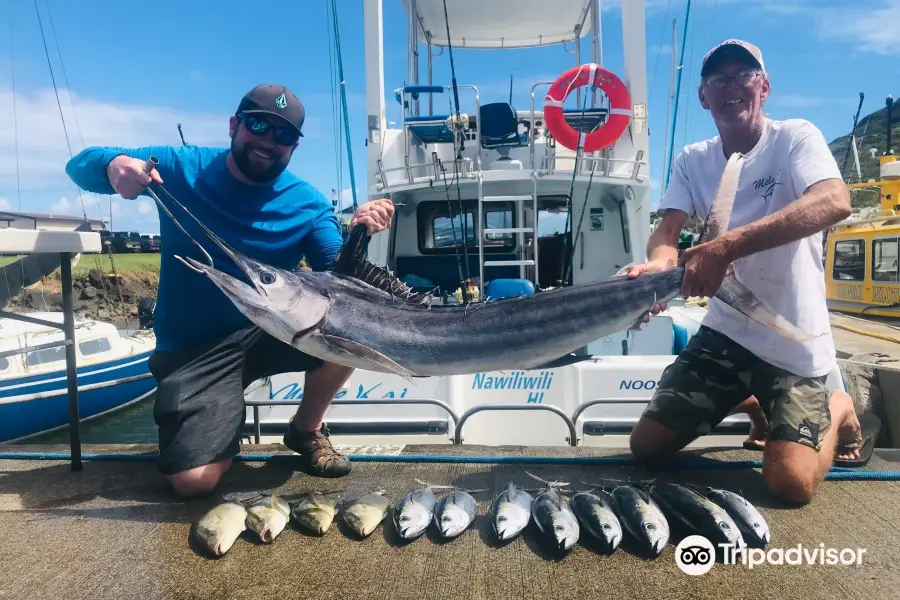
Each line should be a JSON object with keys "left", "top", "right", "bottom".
{"left": 675, "top": 535, "right": 868, "bottom": 574}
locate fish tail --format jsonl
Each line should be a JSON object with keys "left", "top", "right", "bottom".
{"left": 714, "top": 269, "right": 824, "bottom": 342}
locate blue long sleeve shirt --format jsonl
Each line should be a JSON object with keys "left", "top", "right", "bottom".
{"left": 65, "top": 145, "right": 344, "bottom": 352}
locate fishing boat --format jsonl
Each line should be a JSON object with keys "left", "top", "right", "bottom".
{"left": 825, "top": 95, "right": 900, "bottom": 319}
{"left": 242, "top": 0, "right": 769, "bottom": 447}
{"left": 0, "top": 309, "right": 157, "bottom": 443}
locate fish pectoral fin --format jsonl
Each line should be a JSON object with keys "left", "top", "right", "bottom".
{"left": 320, "top": 335, "right": 416, "bottom": 380}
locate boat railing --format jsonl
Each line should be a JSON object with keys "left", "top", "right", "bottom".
{"left": 377, "top": 84, "right": 481, "bottom": 189}
{"left": 452, "top": 403, "right": 578, "bottom": 446}
{"left": 243, "top": 397, "right": 461, "bottom": 445}
{"left": 529, "top": 81, "right": 647, "bottom": 181}
{"left": 376, "top": 81, "right": 647, "bottom": 190}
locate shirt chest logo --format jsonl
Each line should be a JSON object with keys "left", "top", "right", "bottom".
{"left": 751, "top": 172, "right": 781, "bottom": 205}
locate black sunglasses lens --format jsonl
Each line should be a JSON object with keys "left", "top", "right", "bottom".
{"left": 273, "top": 128, "right": 299, "bottom": 145}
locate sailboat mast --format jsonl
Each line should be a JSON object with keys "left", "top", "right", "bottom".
{"left": 661, "top": 18, "right": 677, "bottom": 192}
{"left": 663, "top": 0, "right": 691, "bottom": 192}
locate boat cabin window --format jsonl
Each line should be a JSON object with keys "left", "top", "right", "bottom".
{"left": 0, "top": 356, "right": 9, "bottom": 372}
{"left": 832, "top": 239, "right": 865, "bottom": 281}
{"left": 873, "top": 238, "right": 900, "bottom": 283}
{"left": 417, "top": 200, "right": 515, "bottom": 253}
{"left": 25, "top": 345, "right": 66, "bottom": 367}
{"left": 79, "top": 337, "right": 112, "bottom": 356}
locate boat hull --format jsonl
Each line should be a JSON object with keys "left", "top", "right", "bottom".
{"left": 0, "top": 350, "right": 156, "bottom": 443}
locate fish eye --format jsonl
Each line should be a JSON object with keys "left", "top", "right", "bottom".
{"left": 497, "top": 516, "right": 507, "bottom": 523}
{"left": 441, "top": 516, "right": 452, "bottom": 523}
{"left": 400, "top": 515, "right": 409, "bottom": 522}
{"left": 646, "top": 523, "right": 656, "bottom": 531}
{"left": 602, "top": 524, "right": 611, "bottom": 530}
{"left": 719, "top": 522, "right": 730, "bottom": 530}
{"left": 259, "top": 271, "right": 276, "bottom": 285}
{"left": 554, "top": 525, "right": 564, "bottom": 532}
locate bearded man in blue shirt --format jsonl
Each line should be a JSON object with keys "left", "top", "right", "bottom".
{"left": 66, "top": 84, "right": 394, "bottom": 497}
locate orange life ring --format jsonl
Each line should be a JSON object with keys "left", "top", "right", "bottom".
{"left": 543, "top": 64, "right": 632, "bottom": 152}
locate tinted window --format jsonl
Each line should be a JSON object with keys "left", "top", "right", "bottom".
{"left": 79, "top": 338, "right": 112, "bottom": 356}
{"left": 873, "top": 238, "right": 899, "bottom": 283}
{"left": 833, "top": 240, "right": 865, "bottom": 281}
{"left": 0, "top": 356, "right": 9, "bottom": 371}
{"left": 25, "top": 345, "right": 66, "bottom": 367}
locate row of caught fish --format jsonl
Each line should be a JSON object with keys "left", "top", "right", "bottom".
{"left": 193, "top": 477, "right": 770, "bottom": 559}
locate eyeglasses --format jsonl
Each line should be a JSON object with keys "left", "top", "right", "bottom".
{"left": 238, "top": 113, "right": 300, "bottom": 146}
{"left": 703, "top": 69, "right": 762, "bottom": 89}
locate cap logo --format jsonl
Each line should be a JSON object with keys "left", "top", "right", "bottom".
{"left": 275, "top": 93, "right": 287, "bottom": 109}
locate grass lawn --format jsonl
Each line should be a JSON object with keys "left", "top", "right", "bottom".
{"left": 0, "top": 252, "right": 161, "bottom": 276}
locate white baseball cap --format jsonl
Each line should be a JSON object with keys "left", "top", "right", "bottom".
{"left": 701, "top": 39, "right": 766, "bottom": 77}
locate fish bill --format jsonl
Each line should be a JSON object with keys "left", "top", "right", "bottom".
{"left": 195, "top": 502, "right": 248, "bottom": 556}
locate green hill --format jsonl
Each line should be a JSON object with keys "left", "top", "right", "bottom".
{"left": 828, "top": 95, "right": 899, "bottom": 208}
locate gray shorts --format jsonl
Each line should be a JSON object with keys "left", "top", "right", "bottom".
{"left": 148, "top": 326, "right": 322, "bottom": 475}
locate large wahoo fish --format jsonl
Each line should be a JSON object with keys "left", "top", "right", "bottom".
{"left": 165, "top": 154, "right": 819, "bottom": 380}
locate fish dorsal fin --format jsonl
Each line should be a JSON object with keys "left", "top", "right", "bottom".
{"left": 327, "top": 224, "right": 434, "bottom": 305}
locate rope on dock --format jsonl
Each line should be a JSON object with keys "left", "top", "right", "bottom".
{"left": 0, "top": 451, "right": 897, "bottom": 480}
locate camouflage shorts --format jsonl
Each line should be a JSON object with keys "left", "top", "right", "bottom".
{"left": 641, "top": 326, "right": 832, "bottom": 451}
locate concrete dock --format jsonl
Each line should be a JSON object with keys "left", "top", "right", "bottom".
{"left": 0, "top": 443, "right": 897, "bottom": 600}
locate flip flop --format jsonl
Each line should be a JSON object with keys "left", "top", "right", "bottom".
{"left": 742, "top": 440, "right": 765, "bottom": 451}
{"left": 833, "top": 412, "right": 882, "bottom": 468}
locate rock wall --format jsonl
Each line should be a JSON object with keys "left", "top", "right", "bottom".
{"left": 4, "top": 268, "right": 159, "bottom": 328}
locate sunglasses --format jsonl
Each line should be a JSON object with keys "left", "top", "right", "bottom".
{"left": 703, "top": 68, "right": 762, "bottom": 89}
{"left": 238, "top": 113, "right": 300, "bottom": 146}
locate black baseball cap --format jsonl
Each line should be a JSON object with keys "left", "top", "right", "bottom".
{"left": 236, "top": 84, "right": 305, "bottom": 137}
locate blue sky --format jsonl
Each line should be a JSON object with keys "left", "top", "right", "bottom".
{"left": 0, "top": 0, "right": 897, "bottom": 233}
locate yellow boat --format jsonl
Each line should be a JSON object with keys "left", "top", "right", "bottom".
{"left": 825, "top": 114, "right": 900, "bottom": 318}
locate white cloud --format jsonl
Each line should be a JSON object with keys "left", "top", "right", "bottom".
{"left": 50, "top": 196, "right": 73, "bottom": 214}
{"left": 816, "top": 2, "right": 900, "bottom": 56}
{"left": 136, "top": 200, "right": 153, "bottom": 215}
{"left": 0, "top": 197, "right": 10, "bottom": 211}
{"left": 0, "top": 85, "right": 230, "bottom": 194}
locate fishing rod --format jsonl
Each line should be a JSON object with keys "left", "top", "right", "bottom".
{"left": 177, "top": 123, "right": 187, "bottom": 146}
{"left": 886, "top": 95, "right": 895, "bottom": 156}
{"left": 840, "top": 92, "right": 864, "bottom": 181}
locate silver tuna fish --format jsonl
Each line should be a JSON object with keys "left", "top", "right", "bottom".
{"left": 434, "top": 488, "right": 477, "bottom": 539}
{"left": 158, "top": 153, "right": 815, "bottom": 381}
{"left": 532, "top": 487, "right": 579, "bottom": 552}
{"left": 342, "top": 491, "right": 390, "bottom": 538}
{"left": 245, "top": 494, "right": 291, "bottom": 543}
{"left": 194, "top": 502, "right": 247, "bottom": 556}
{"left": 570, "top": 490, "right": 623, "bottom": 554}
{"left": 393, "top": 485, "right": 438, "bottom": 540}
{"left": 611, "top": 485, "right": 670, "bottom": 558}
{"left": 489, "top": 483, "right": 533, "bottom": 542}
{"left": 701, "top": 486, "right": 770, "bottom": 548}
{"left": 648, "top": 482, "right": 746, "bottom": 551}
{"left": 291, "top": 491, "right": 337, "bottom": 536}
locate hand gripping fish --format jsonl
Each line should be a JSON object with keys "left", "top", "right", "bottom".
{"left": 141, "top": 154, "right": 819, "bottom": 380}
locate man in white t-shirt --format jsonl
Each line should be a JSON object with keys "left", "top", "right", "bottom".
{"left": 626, "top": 39, "right": 869, "bottom": 505}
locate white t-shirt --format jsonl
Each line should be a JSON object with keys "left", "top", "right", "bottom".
{"left": 659, "top": 118, "right": 841, "bottom": 378}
